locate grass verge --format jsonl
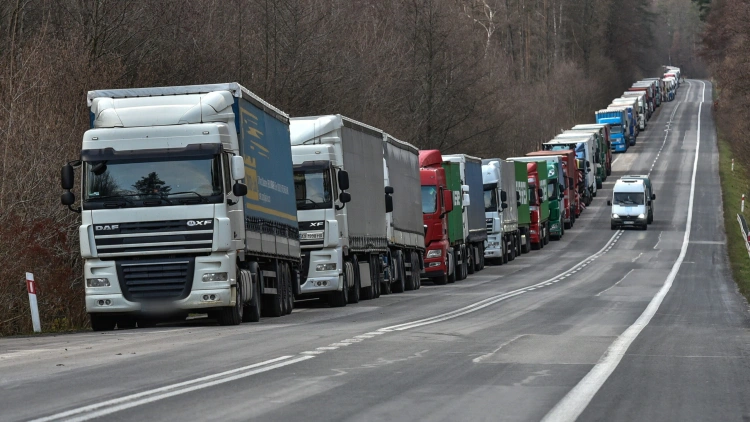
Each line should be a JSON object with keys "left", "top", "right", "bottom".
{"left": 718, "top": 136, "right": 750, "bottom": 300}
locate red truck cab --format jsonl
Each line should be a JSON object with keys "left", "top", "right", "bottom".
{"left": 525, "top": 150, "right": 579, "bottom": 229}
{"left": 527, "top": 162, "right": 542, "bottom": 246}
{"left": 419, "top": 150, "right": 453, "bottom": 283}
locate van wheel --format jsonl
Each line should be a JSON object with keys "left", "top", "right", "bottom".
{"left": 611, "top": 224, "right": 617, "bottom": 230}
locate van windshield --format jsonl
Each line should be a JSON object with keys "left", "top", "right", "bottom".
{"left": 613, "top": 192, "right": 645, "bottom": 205}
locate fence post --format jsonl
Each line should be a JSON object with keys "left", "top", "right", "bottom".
{"left": 26, "top": 272, "right": 41, "bottom": 333}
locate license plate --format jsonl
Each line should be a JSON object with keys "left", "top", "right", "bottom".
{"left": 300, "top": 231, "right": 324, "bottom": 240}
{"left": 140, "top": 302, "right": 174, "bottom": 314}
{"left": 623, "top": 221, "right": 634, "bottom": 225}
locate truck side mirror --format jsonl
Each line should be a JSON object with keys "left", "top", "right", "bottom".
{"left": 500, "top": 191, "right": 507, "bottom": 202}
{"left": 231, "top": 156, "right": 245, "bottom": 180}
{"left": 607, "top": 200, "right": 612, "bottom": 206}
{"left": 461, "top": 184, "right": 470, "bottom": 193}
{"left": 339, "top": 192, "right": 351, "bottom": 204}
{"left": 385, "top": 194, "right": 394, "bottom": 213}
{"left": 651, "top": 193, "right": 656, "bottom": 200}
{"left": 442, "top": 190, "right": 453, "bottom": 214}
{"left": 647, "top": 200, "right": 652, "bottom": 206}
{"left": 61, "top": 164, "right": 75, "bottom": 190}
{"left": 385, "top": 186, "right": 394, "bottom": 194}
{"left": 516, "top": 191, "right": 520, "bottom": 201}
{"left": 338, "top": 170, "right": 350, "bottom": 191}
{"left": 538, "top": 189, "right": 543, "bottom": 201}
{"left": 462, "top": 193, "right": 471, "bottom": 207}
{"left": 61, "top": 191, "right": 75, "bottom": 206}
{"left": 232, "top": 182, "right": 248, "bottom": 197}
{"left": 501, "top": 203, "right": 508, "bottom": 210}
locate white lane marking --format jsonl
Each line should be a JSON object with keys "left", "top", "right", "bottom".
{"left": 379, "top": 230, "right": 623, "bottom": 332}
{"left": 316, "top": 346, "right": 338, "bottom": 351}
{"left": 329, "top": 343, "right": 351, "bottom": 347}
{"left": 595, "top": 269, "right": 634, "bottom": 297}
{"left": 300, "top": 351, "right": 324, "bottom": 355}
{"left": 31, "top": 355, "right": 311, "bottom": 422}
{"left": 473, "top": 334, "right": 526, "bottom": 363}
{"left": 632, "top": 252, "right": 643, "bottom": 262}
{"left": 542, "top": 80, "right": 705, "bottom": 422}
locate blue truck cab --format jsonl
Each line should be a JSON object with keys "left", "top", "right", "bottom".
{"left": 596, "top": 109, "right": 629, "bottom": 153}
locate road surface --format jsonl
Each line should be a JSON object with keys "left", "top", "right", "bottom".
{"left": 2, "top": 80, "right": 748, "bottom": 422}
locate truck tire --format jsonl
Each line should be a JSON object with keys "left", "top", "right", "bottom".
{"left": 329, "top": 261, "right": 351, "bottom": 307}
{"left": 243, "top": 267, "right": 261, "bottom": 322}
{"left": 361, "top": 254, "right": 378, "bottom": 301}
{"left": 284, "top": 264, "right": 294, "bottom": 314}
{"left": 392, "top": 251, "right": 406, "bottom": 293}
{"left": 467, "top": 246, "right": 475, "bottom": 275}
{"left": 522, "top": 230, "right": 531, "bottom": 254}
{"left": 263, "top": 265, "right": 284, "bottom": 317}
{"left": 217, "top": 276, "right": 243, "bottom": 325}
{"left": 116, "top": 317, "right": 136, "bottom": 330}
{"left": 508, "top": 236, "right": 516, "bottom": 261}
{"left": 90, "top": 314, "right": 116, "bottom": 331}
{"left": 458, "top": 246, "right": 468, "bottom": 281}
{"left": 447, "top": 249, "right": 456, "bottom": 284}
{"left": 597, "top": 180, "right": 603, "bottom": 189}
{"left": 405, "top": 251, "right": 417, "bottom": 291}
{"left": 349, "top": 256, "right": 362, "bottom": 303}
{"left": 372, "top": 255, "right": 382, "bottom": 299}
{"left": 543, "top": 224, "right": 550, "bottom": 245}
{"left": 415, "top": 253, "right": 422, "bottom": 289}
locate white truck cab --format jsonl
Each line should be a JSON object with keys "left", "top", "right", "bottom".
{"left": 608, "top": 179, "right": 649, "bottom": 230}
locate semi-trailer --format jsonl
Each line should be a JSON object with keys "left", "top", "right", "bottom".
{"left": 508, "top": 159, "right": 550, "bottom": 249}
{"left": 481, "top": 159, "right": 521, "bottom": 264}
{"left": 595, "top": 109, "right": 629, "bottom": 152}
{"left": 621, "top": 92, "right": 649, "bottom": 128}
{"left": 382, "top": 134, "right": 425, "bottom": 293}
{"left": 419, "top": 150, "right": 457, "bottom": 285}
{"left": 291, "top": 115, "right": 388, "bottom": 306}
{"left": 556, "top": 130, "right": 606, "bottom": 188}
{"left": 510, "top": 156, "right": 565, "bottom": 240}
{"left": 61, "top": 83, "right": 300, "bottom": 330}
{"left": 606, "top": 105, "right": 635, "bottom": 145}
{"left": 444, "top": 154, "right": 488, "bottom": 274}
{"left": 570, "top": 124, "right": 613, "bottom": 176}
{"left": 550, "top": 133, "right": 599, "bottom": 194}
{"left": 543, "top": 138, "right": 595, "bottom": 205}
{"left": 526, "top": 150, "right": 579, "bottom": 228}
{"left": 609, "top": 99, "right": 640, "bottom": 139}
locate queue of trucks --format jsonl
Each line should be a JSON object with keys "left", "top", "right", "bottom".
{"left": 61, "top": 67, "right": 680, "bottom": 330}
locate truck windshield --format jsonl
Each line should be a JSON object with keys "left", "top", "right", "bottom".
{"left": 294, "top": 170, "right": 333, "bottom": 210}
{"left": 613, "top": 192, "right": 645, "bottom": 205}
{"left": 422, "top": 186, "right": 438, "bottom": 214}
{"left": 611, "top": 125, "right": 623, "bottom": 134}
{"left": 484, "top": 188, "right": 497, "bottom": 212}
{"left": 529, "top": 185, "right": 537, "bottom": 205}
{"left": 84, "top": 155, "right": 223, "bottom": 207}
{"left": 548, "top": 182, "right": 558, "bottom": 199}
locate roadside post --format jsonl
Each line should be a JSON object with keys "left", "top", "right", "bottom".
{"left": 743, "top": 194, "right": 746, "bottom": 213}
{"left": 26, "top": 272, "right": 41, "bottom": 333}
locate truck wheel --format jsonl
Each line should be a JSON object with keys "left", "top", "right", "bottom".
{"left": 544, "top": 224, "right": 550, "bottom": 245}
{"left": 382, "top": 259, "right": 393, "bottom": 295}
{"left": 392, "top": 251, "right": 406, "bottom": 293}
{"left": 405, "top": 251, "right": 417, "bottom": 291}
{"left": 284, "top": 264, "right": 294, "bottom": 314}
{"left": 329, "top": 261, "right": 351, "bottom": 307}
{"left": 372, "top": 255, "right": 382, "bottom": 298}
{"left": 597, "top": 180, "right": 603, "bottom": 189}
{"left": 116, "top": 317, "right": 136, "bottom": 330}
{"left": 467, "top": 247, "right": 475, "bottom": 275}
{"left": 447, "top": 249, "right": 456, "bottom": 284}
{"left": 90, "top": 314, "right": 116, "bottom": 331}
{"left": 349, "top": 256, "right": 362, "bottom": 303}
{"left": 243, "top": 267, "right": 261, "bottom": 322}
{"left": 263, "top": 267, "right": 284, "bottom": 317}
{"left": 509, "top": 237, "right": 516, "bottom": 261}
{"left": 217, "top": 276, "right": 243, "bottom": 325}
{"left": 458, "top": 246, "right": 468, "bottom": 280}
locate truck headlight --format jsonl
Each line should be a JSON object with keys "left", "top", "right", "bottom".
{"left": 612, "top": 213, "right": 620, "bottom": 219}
{"left": 86, "top": 278, "right": 110, "bottom": 287}
{"left": 202, "top": 272, "right": 228, "bottom": 282}
{"left": 316, "top": 263, "right": 337, "bottom": 271}
{"left": 638, "top": 213, "right": 646, "bottom": 219}
{"left": 426, "top": 249, "right": 442, "bottom": 258}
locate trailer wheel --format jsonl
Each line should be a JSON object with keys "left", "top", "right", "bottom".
{"left": 392, "top": 251, "right": 406, "bottom": 293}
{"left": 508, "top": 236, "right": 516, "bottom": 262}
{"left": 280, "top": 264, "right": 290, "bottom": 315}
{"left": 467, "top": 246, "right": 476, "bottom": 275}
{"left": 372, "top": 255, "right": 382, "bottom": 299}
{"left": 90, "top": 314, "right": 116, "bottom": 331}
{"left": 330, "top": 260, "right": 351, "bottom": 307}
{"left": 415, "top": 253, "right": 422, "bottom": 289}
{"left": 447, "top": 248, "right": 456, "bottom": 284}
{"left": 284, "top": 264, "right": 294, "bottom": 314}
{"left": 263, "top": 264, "right": 284, "bottom": 317}
{"left": 457, "top": 245, "right": 467, "bottom": 281}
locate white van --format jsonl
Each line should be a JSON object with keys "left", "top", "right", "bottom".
{"left": 608, "top": 179, "right": 649, "bottom": 230}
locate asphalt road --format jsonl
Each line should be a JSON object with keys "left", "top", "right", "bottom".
{"left": 2, "top": 80, "right": 748, "bottom": 422}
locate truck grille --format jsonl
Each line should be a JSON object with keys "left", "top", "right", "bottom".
{"left": 94, "top": 219, "right": 213, "bottom": 258}
{"left": 486, "top": 218, "right": 493, "bottom": 232}
{"left": 116, "top": 258, "right": 194, "bottom": 302}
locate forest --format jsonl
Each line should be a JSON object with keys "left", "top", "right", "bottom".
{"left": 0, "top": 0, "right": 709, "bottom": 334}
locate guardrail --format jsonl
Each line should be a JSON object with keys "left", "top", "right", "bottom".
{"left": 737, "top": 213, "right": 750, "bottom": 258}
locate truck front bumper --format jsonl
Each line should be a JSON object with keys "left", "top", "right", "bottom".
{"left": 85, "top": 252, "right": 237, "bottom": 314}
{"left": 299, "top": 248, "right": 343, "bottom": 294}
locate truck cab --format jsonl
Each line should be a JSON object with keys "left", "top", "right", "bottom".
{"left": 507, "top": 160, "right": 549, "bottom": 249}
{"left": 570, "top": 124, "right": 612, "bottom": 177}
{"left": 608, "top": 179, "right": 650, "bottom": 230}
{"left": 420, "top": 150, "right": 455, "bottom": 284}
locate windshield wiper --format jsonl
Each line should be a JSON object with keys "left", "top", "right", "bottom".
{"left": 163, "top": 191, "right": 209, "bottom": 204}
{"left": 86, "top": 194, "right": 138, "bottom": 207}
{"left": 297, "top": 198, "right": 322, "bottom": 209}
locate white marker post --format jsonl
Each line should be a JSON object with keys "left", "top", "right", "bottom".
{"left": 732, "top": 159, "right": 734, "bottom": 172}
{"left": 26, "top": 272, "right": 41, "bottom": 333}
{"left": 743, "top": 194, "right": 746, "bottom": 213}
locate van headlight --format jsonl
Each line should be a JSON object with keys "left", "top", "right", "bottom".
{"left": 612, "top": 213, "right": 620, "bottom": 219}
{"left": 426, "top": 249, "right": 442, "bottom": 258}
{"left": 638, "top": 213, "right": 646, "bottom": 219}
